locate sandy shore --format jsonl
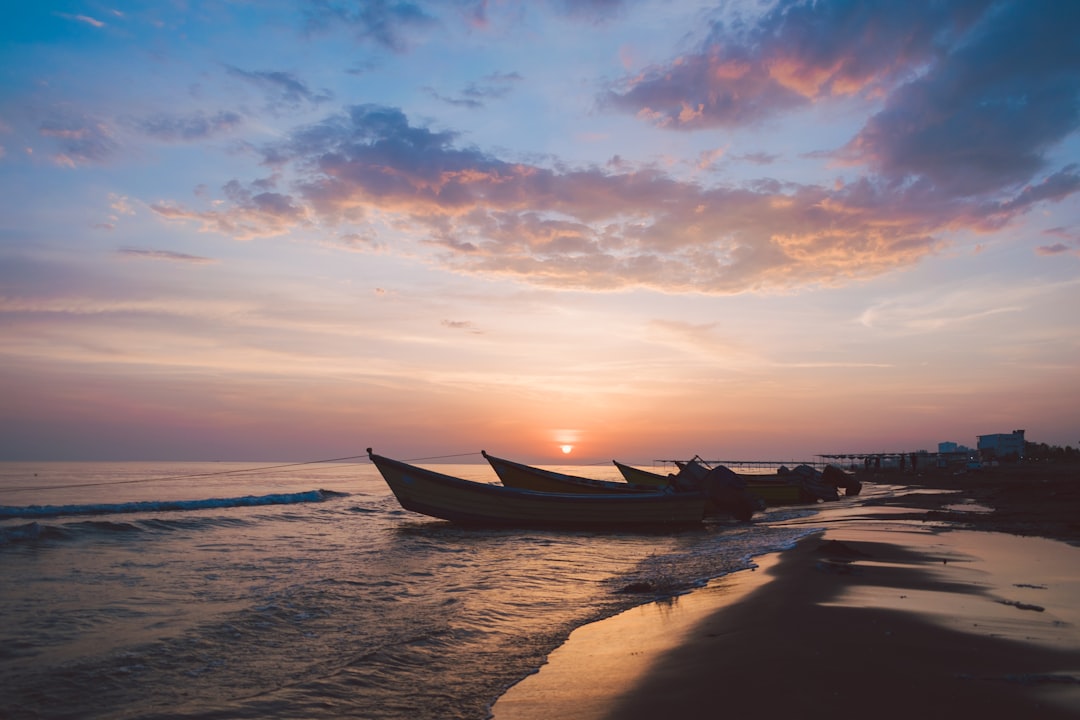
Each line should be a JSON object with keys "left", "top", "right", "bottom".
{"left": 492, "top": 465, "right": 1080, "bottom": 719}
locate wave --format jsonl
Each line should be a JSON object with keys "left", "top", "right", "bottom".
{"left": 0, "top": 489, "right": 348, "bottom": 521}
{"left": 0, "top": 521, "right": 69, "bottom": 544}
{"left": 0, "top": 517, "right": 245, "bottom": 546}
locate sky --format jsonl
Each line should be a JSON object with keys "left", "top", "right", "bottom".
{"left": 1, "top": 0, "right": 1078, "bottom": 463}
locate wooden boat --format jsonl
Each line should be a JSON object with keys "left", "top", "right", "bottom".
{"left": 615, "top": 459, "right": 805, "bottom": 506}
{"left": 483, "top": 451, "right": 659, "bottom": 494}
{"left": 367, "top": 449, "right": 706, "bottom": 528}
{"left": 611, "top": 460, "right": 673, "bottom": 488}
{"left": 483, "top": 451, "right": 756, "bottom": 521}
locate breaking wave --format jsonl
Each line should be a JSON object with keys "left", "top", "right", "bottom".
{"left": 0, "top": 489, "right": 349, "bottom": 521}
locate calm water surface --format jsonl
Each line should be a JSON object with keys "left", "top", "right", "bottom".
{"left": 0, "top": 460, "right": 828, "bottom": 719}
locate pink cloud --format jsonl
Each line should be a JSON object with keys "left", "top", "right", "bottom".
{"left": 39, "top": 115, "right": 117, "bottom": 166}
{"left": 1036, "top": 243, "right": 1071, "bottom": 256}
{"left": 162, "top": 100, "right": 1078, "bottom": 294}
{"left": 604, "top": 1, "right": 984, "bottom": 129}
{"left": 151, "top": 180, "right": 309, "bottom": 240}
{"left": 116, "top": 248, "right": 217, "bottom": 264}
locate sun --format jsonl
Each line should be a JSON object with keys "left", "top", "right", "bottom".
{"left": 560, "top": 444, "right": 573, "bottom": 455}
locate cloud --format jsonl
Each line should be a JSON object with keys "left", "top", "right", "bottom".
{"left": 165, "top": 99, "right": 1076, "bottom": 294}
{"left": 855, "top": 278, "right": 1080, "bottom": 334}
{"left": 225, "top": 66, "right": 334, "bottom": 111}
{"left": 110, "top": 194, "right": 135, "bottom": 215}
{"left": 737, "top": 152, "right": 777, "bottom": 166}
{"left": 334, "top": 231, "right": 384, "bottom": 252}
{"left": 54, "top": 12, "right": 106, "bottom": 28}
{"left": 985, "top": 165, "right": 1080, "bottom": 216}
{"left": 423, "top": 88, "right": 483, "bottom": 110}
{"left": 604, "top": 1, "right": 1080, "bottom": 205}
{"left": 117, "top": 248, "right": 217, "bottom": 264}
{"left": 134, "top": 110, "right": 244, "bottom": 142}
{"left": 151, "top": 179, "right": 310, "bottom": 240}
{"left": 858, "top": 293, "right": 1016, "bottom": 334}
{"left": 1037, "top": 226, "right": 1080, "bottom": 256}
{"left": 605, "top": 0, "right": 985, "bottom": 129}
{"left": 645, "top": 319, "right": 760, "bottom": 366}
{"left": 1036, "top": 243, "right": 1072, "bottom": 256}
{"left": 845, "top": 2, "right": 1080, "bottom": 198}
{"left": 303, "top": 0, "right": 438, "bottom": 52}
{"left": 441, "top": 319, "right": 483, "bottom": 334}
{"left": 239, "top": 104, "right": 1000, "bottom": 292}
{"left": 93, "top": 193, "right": 137, "bottom": 230}
{"left": 425, "top": 71, "right": 523, "bottom": 109}
{"left": 39, "top": 114, "right": 117, "bottom": 166}
{"left": 547, "top": 0, "right": 630, "bottom": 23}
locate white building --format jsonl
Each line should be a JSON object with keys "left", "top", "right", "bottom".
{"left": 977, "top": 429, "right": 1026, "bottom": 460}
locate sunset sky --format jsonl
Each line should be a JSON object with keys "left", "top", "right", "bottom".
{"left": 2, "top": 0, "right": 1078, "bottom": 463}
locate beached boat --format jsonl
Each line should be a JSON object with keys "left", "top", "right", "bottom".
{"left": 367, "top": 449, "right": 707, "bottom": 528}
{"left": 615, "top": 458, "right": 806, "bottom": 506}
{"left": 682, "top": 461, "right": 859, "bottom": 503}
{"left": 483, "top": 451, "right": 659, "bottom": 494}
{"left": 483, "top": 451, "right": 757, "bottom": 521}
{"left": 611, "top": 460, "right": 673, "bottom": 488}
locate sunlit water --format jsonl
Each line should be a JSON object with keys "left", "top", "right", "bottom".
{"left": 0, "top": 460, "right": 835, "bottom": 719}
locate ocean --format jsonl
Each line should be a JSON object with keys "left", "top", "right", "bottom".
{"left": 0, "top": 459, "right": 826, "bottom": 719}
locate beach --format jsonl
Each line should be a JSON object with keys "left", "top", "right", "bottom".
{"left": 493, "top": 465, "right": 1080, "bottom": 719}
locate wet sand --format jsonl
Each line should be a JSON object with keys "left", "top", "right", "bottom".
{"left": 492, "top": 465, "right": 1080, "bottom": 719}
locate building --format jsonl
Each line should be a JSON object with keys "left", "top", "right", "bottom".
{"left": 977, "top": 429, "right": 1026, "bottom": 461}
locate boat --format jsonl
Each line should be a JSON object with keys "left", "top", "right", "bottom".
{"left": 616, "top": 458, "right": 805, "bottom": 506}
{"left": 483, "top": 451, "right": 756, "bottom": 521}
{"left": 366, "top": 449, "right": 707, "bottom": 528}
{"left": 665, "top": 459, "right": 860, "bottom": 503}
{"left": 779, "top": 464, "right": 862, "bottom": 499}
{"left": 483, "top": 451, "right": 659, "bottom": 494}
{"left": 611, "top": 460, "right": 673, "bottom": 488}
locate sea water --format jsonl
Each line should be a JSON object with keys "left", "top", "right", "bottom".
{"left": 0, "top": 460, "right": 823, "bottom": 719}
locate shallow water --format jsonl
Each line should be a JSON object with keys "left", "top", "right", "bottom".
{"left": 0, "top": 460, "right": 825, "bottom": 719}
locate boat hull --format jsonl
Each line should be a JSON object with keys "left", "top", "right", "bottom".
{"left": 611, "top": 460, "right": 673, "bottom": 488}
{"left": 484, "top": 451, "right": 658, "bottom": 494}
{"left": 742, "top": 480, "right": 804, "bottom": 505}
{"left": 368, "top": 450, "right": 706, "bottom": 528}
